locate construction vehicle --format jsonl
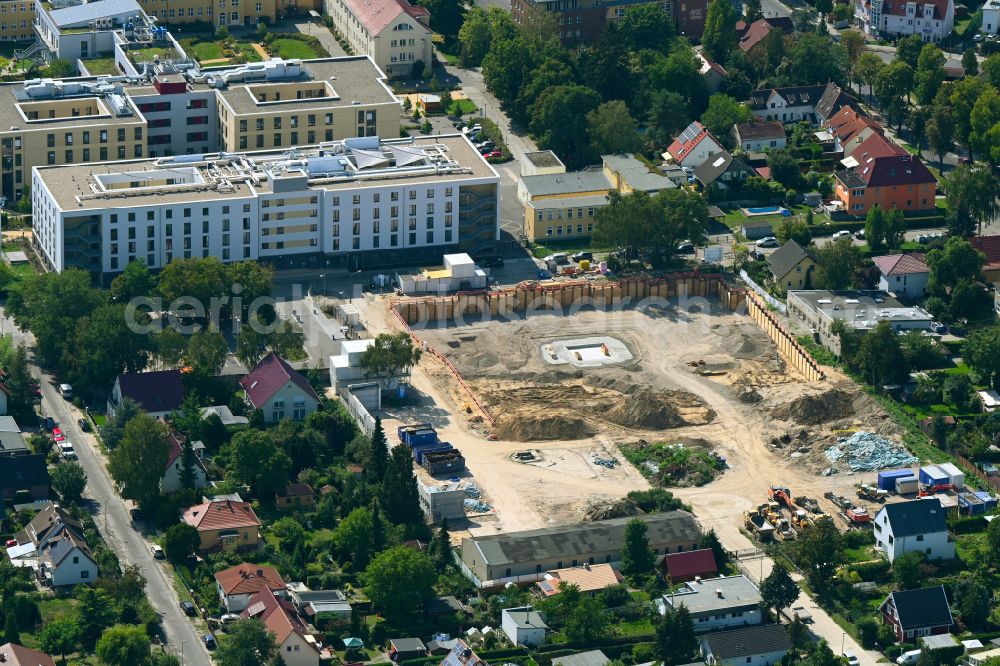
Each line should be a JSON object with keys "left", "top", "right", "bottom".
{"left": 795, "top": 496, "right": 822, "bottom": 514}
{"left": 791, "top": 509, "right": 810, "bottom": 532}
{"left": 744, "top": 512, "right": 775, "bottom": 541}
{"left": 762, "top": 501, "right": 782, "bottom": 524}
{"left": 775, "top": 517, "right": 795, "bottom": 541}
{"left": 845, "top": 506, "right": 871, "bottom": 525}
{"left": 769, "top": 485, "right": 793, "bottom": 507}
{"left": 824, "top": 491, "right": 852, "bottom": 510}
{"left": 856, "top": 484, "right": 889, "bottom": 503}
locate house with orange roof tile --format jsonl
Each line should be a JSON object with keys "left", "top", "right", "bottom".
{"left": 215, "top": 563, "right": 288, "bottom": 613}
{"left": 0, "top": 643, "right": 56, "bottom": 666}
{"left": 181, "top": 500, "right": 262, "bottom": 552}
{"left": 665, "top": 122, "right": 724, "bottom": 170}
{"left": 242, "top": 589, "right": 322, "bottom": 666}
{"left": 325, "top": 0, "right": 432, "bottom": 78}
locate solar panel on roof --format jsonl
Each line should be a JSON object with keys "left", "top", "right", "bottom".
{"left": 678, "top": 122, "right": 701, "bottom": 144}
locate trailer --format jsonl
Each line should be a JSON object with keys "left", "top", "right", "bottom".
{"left": 745, "top": 512, "right": 775, "bottom": 541}
{"left": 919, "top": 464, "right": 949, "bottom": 487}
{"left": 895, "top": 476, "right": 919, "bottom": 494}
{"left": 937, "top": 462, "right": 965, "bottom": 490}
{"left": 794, "top": 496, "right": 821, "bottom": 514}
{"left": 877, "top": 469, "right": 914, "bottom": 491}
{"left": 958, "top": 491, "right": 997, "bottom": 516}
{"left": 422, "top": 449, "right": 466, "bottom": 475}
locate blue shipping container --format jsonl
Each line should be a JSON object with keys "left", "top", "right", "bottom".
{"left": 397, "top": 423, "right": 432, "bottom": 442}
{"left": 877, "top": 469, "right": 914, "bottom": 491}
{"left": 413, "top": 442, "right": 453, "bottom": 465}
{"left": 919, "top": 465, "right": 949, "bottom": 486}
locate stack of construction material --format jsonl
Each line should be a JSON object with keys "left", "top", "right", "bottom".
{"left": 825, "top": 431, "right": 918, "bottom": 472}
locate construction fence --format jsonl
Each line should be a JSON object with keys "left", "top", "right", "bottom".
{"left": 744, "top": 289, "right": 825, "bottom": 382}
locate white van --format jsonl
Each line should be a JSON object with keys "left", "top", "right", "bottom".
{"left": 59, "top": 383, "right": 73, "bottom": 399}
{"left": 897, "top": 650, "right": 922, "bottom": 665}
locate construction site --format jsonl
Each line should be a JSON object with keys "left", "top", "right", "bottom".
{"left": 362, "top": 276, "right": 925, "bottom": 541}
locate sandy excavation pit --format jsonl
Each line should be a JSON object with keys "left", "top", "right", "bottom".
{"left": 417, "top": 305, "right": 785, "bottom": 442}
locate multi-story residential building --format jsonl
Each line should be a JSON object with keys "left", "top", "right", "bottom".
{"left": 0, "top": 0, "right": 35, "bottom": 41}
{"left": 0, "top": 55, "right": 399, "bottom": 203}
{"left": 511, "top": 0, "right": 705, "bottom": 43}
{"left": 983, "top": 0, "right": 1000, "bottom": 34}
{"left": 32, "top": 133, "right": 500, "bottom": 281}
{"left": 325, "top": 0, "right": 431, "bottom": 78}
{"left": 855, "top": 0, "right": 954, "bottom": 42}
{"left": 834, "top": 152, "right": 937, "bottom": 215}
{"left": 137, "top": 0, "right": 318, "bottom": 27}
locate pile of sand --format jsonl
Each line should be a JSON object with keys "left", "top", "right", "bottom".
{"left": 494, "top": 414, "right": 596, "bottom": 441}
{"left": 606, "top": 389, "right": 715, "bottom": 430}
{"left": 584, "top": 498, "right": 640, "bottom": 521}
{"left": 771, "top": 388, "right": 855, "bottom": 425}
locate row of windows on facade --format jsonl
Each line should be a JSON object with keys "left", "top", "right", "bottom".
{"left": 390, "top": 38, "right": 417, "bottom": 47}
{"left": 107, "top": 228, "right": 456, "bottom": 268}
{"left": 389, "top": 52, "right": 417, "bottom": 62}
{"left": 536, "top": 206, "right": 596, "bottom": 221}
{"left": 48, "top": 146, "right": 140, "bottom": 163}
{"left": 237, "top": 111, "right": 373, "bottom": 133}
{"left": 545, "top": 223, "right": 594, "bottom": 236}
{"left": 235, "top": 126, "right": 372, "bottom": 148}
{"left": 47, "top": 128, "right": 140, "bottom": 147}
{"left": 0, "top": 20, "right": 29, "bottom": 30}
{"left": 504, "top": 543, "right": 695, "bottom": 576}
{"left": 0, "top": 5, "right": 33, "bottom": 13}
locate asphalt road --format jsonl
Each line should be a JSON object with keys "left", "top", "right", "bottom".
{"left": 2, "top": 307, "right": 211, "bottom": 665}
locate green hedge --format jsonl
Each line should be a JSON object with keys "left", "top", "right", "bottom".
{"left": 847, "top": 559, "right": 891, "bottom": 583}
{"left": 816, "top": 216, "right": 945, "bottom": 234}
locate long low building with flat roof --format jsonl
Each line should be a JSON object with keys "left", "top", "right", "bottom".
{"left": 32, "top": 133, "right": 499, "bottom": 281}
{"left": 460, "top": 511, "right": 701, "bottom": 588}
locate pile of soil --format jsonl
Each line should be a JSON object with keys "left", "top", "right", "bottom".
{"left": 494, "top": 414, "right": 596, "bottom": 441}
{"left": 606, "top": 389, "right": 715, "bottom": 430}
{"left": 584, "top": 498, "right": 640, "bottom": 521}
{"left": 771, "top": 388, "right": 855, "bottom": 425}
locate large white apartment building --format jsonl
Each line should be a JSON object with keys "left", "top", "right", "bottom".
{"left": 855, "top": 0, "right": 953, "bottom": 42}
{"left": 325, "top": 0, "right": 432, "bottom": 78}
{"left": 32, "top": 134, "right": 500, "bottom": 281}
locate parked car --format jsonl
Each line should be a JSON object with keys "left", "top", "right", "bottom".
{"left": 853, "top": 229, "right": 865, "bottom": 240}
{"left": 483, "top": 150, "right": 502, "bottom": 159}
{"left": 676, "top": 241, "right": 696, "bottom": 254}
{"left": 930, "top": 321, "right": 947, "bottom": 334}
{"left": 59, "top": 383, "right": 73, "bottom": 399}
{"left": 53, "top": 428, "right": 64, "bottom": 442}
{"left": 129, "top": 508, "right": 143, "bottom": 522}
{"left": 5, "top": 539, "right": 17, "bottom": 548}
{"left": 220, "top": 614, "right": 241, "bottom": 631}
{"left": 755, "top": 236, "right": 779, "bottom": 248}
{"left": 544, "top": 253, "right": 570, "bottom": 265}
{"left": 477, "top": 255, "right": 503, "bottom": 268}
{"left": 749, "top": 248, "right": 766, "bottom": 261}
{"left": 843, "top": 652, "right": 859, "bottom": 666}
{"left": 202, "top": 634, "right": 217, "bottom": 650}
{"left": 44, "top": 417, "right": 56, "bottom": 431}
{"left": 59, "top": 442, "right": 76, "bottom": 460}
{"left": 572, "top": 251, "right": 593, "bottom": 262}
{"left": 897, "top": 650, "right": 922, "bottom": 666}
{"left": 151, "top": 545, "right": 165, "bottom": 560}
{"left": 832, "top": 230, "right": 852, "bottom": 240}
{"left": 537, "top": 269, "right": 552, "bottom": 280}
{"left": 78, "top": 418, "right": 91, "bottom": 432}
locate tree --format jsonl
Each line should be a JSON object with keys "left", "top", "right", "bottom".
{"left": 332, "top": 506, "right": 378, "bottom": 570}
{"left": 942, "top": 165, "right": 1000, "bottom": 236}
{"left": 269, "top": 320, "right": 305, "bottom": 359}
{"left": 620, "top": 518, "right": 655, "bottom": 580}
{"left": 429, "top": 518, "right": 452, "bottom": 572}
{"left": 163, "top": 522, "right": 200, "bottom": 563}
{"left": 367, "top": 416, "right": 389, "bottom": 482}
{"left": 841, "top": 30, "right": 865, "bottom": 72}
{"left": 593, "top": 189, "right": 709, "bottom": 265}
{"left": 786, "top": 33, "right": 849, "bottom": 85}
{"left": 963, "top": 48, "right": 979, "bottom": 77}
{"left": 895, "top": 34, "right": 924, "bottom": 69}
{"left": 702, "top": 0, "right": 738, "bottom": 63}
{"left": 767, "top": 150, "right": 803, "bottom": 189}
{"left": 108, "top": 413, "right": 170, "bottom": 507}
{"left": 970, "top": 86, "right": 1000, "bottom": 166}
{"left": 363, "top": 546, "right": 437, "bottom": 621}
{"left": 381, "top": 443, "right": 422, "bottom": 525}
{"left": 804, "top": 640, "right": 842, "bottom": 666}
{"left": 914, "top": 43, "right": 945, "bottom": 105}
{"left": 225, "top": 261, "right": 273, "bottom": 321}
{"left": 224, "top": 430, "right": 292, "bottom": 500}
{"left": 612, "top": 3, "right": 675, "bottom": 52}
{"left": 987, "top": 515, "right": 1000, "bottom": 565}
{"left": 855, "top": 321, "right": 911, "bottom": 386}
{"left": 178, "top": 435, "right": 198, "bottom": 492}
{"left": 814, "top": 237, "right": 862, "bottom": 290}
{"left": 236, "top": 319, "right": 269, "bottom": 369}
{"left": 154, "top": 329, "right": 186, "bottom": 369}
{"left": 926, "top": 236, "right": 985, "bottom": 294}
{"left": 796, "top": 516, "right": 842, "bottom": 592}
{"left": 459, "top": 7, "right": 510, "bottom": 67}
{"left": 760, "top": 564, "right": 799, "bottom": 619}
{"left": 926, "top": 104, "right": 955, "bottom": 167}
{"left": 892, "top": 551, "right": 925, "bottom": 589}
{"left": 744, "top": 0, "right": 762, "bottom": 21}
{"left": 964, "top": 326, "right": 1000, "bottom": 388}
{"left": 655, "top": 607, "right": 698, "bottom": 665}
{"left": 3, "top": 614, "right": 19, "bottom": 645}
{"left": 700, "top": 94, "right": 753, "bottom": 144}
{"left": 185, "top": 329, "right": 228, "bottom": 375}
{"left": 51, "top": 462, "right": 87, "bottom": 505}
{"left": 697, "top": 529, "right": 729, "bottom": 569}
{"left": 875, "top": 61, "right": 914, "bottom": 128}
{"left": 156, "top": 256, "right": 228, "bottom": 311}
{"left": 360, "top": 332, "right": 422, "bottom": 393}
{"left": 102, "top": 397, "right": 143, "bottom": 450}
{"left": 952, "top": 575, "right": 990, "bottom": 629}
{"left": 110, "top": 261, "right": 154, "bottom": 304}
{"left": 39, "top": 615, "right": 81, "bottom": 664}
{"left": 564, "top": 596, "right": 611, "bottom": 644}
{"left": 419, "top": 0, "right": 464, "bottom": 41}
{"left": 530, "top": 85, "right": 602, "bottom": 168}
{"left": 855, "top": 52, "right": 884, "bottom": 98}
{"left": 75, "top": 587, "right": 116, "bottom": 651}
{"left": 95, "top": 624, "right": 149, "bottom": 666}
{"left": 587, "top": 101, "right": 641, "bottom": 156}
{"left": 67, "top": 303, "right": 150, "bottom": 396}
{"left": 215, "top": 618, "right": 278, "bottom": 666}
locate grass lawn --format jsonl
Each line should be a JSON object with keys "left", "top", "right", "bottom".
{"left": 530, "top": 241, "right": 609, "bottom": 259}
{"left": 93, "top": 413, "right": 107, "bottom": 427}
{"left": 842, "top": 546, "right": 875, "bottom": 564}
{"left": 82, "top": 57, "right": 119, "bottom": 75}
{"left": 187, "top": 41, "right": 225, "bottom": 61}
{"left": 129, "top": 46, "right": 178, "bottom": 63}
{"left": 901, "top": 401, "right": 978, "bottom": 421}
{"left": 448, "top": 98, "right": 477, "bottom": 115}
{"left": 616, "top": 618, "right": 656, "bottom": 637}
{"left": 269, "top": 38, "right": 321, "bottom": 59}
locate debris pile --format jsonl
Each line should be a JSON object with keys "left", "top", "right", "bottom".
{"left": 464, "top": 485, "right": 491, "bottom": 512}
{"left": 584, "top": 498, "right": 640, "bottom": 521}
{"left": 591, "top": 453, "right": 620, "bottom": 469}
{"left": 772, "top": 389, "right": 855, "bottom": 425}
{"left": 824, "top": 431, "right": 918, "bottom": 472}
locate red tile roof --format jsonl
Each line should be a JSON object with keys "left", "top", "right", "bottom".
{"left": 856, "top": 155, "right": 937, "bottom": 188}
{"left": 873, "top": 253, "right": 928, "bottom": 276}
{"left": 241, "top": 590, "right": 318, "bottom": 650}
{"left": 339, "top": 0, "right": 428, "bottom": 35}
{"left": 215, "top": 563, "right": 287, "bottom": 596}
{"left": 165, "top": 431, "right": 207, "bottom": 473}
{"left": 182, "top": 500, "right": 261, "bottom": 532}
{"left": 667, "top": 121, "right": 715, "bottom": 162}
{"left": 848, "top": 133, "right": 906, "bottom": 161}
{"left": 738, "top": 18, "right": 775, "bottom": 52}
{"left": 881, "top": 0, "right": 950, "bottom": 19}
{"left": 664, "top": 548, "right": 719, "bottom": 580}
{"left": 239, "top": 352, "right": 320, "bottom": 409}
{"left": 970, "top": 236, "right": 1000, "bottom": 271}
{"left": 735, "top": 121, "right": 785, "bottom": 141}
{"left": 0, "top": 643, "right": 56, "bottom": 666}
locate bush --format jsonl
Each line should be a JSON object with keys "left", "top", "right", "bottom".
{"left": 857, "top": 618, "right": 878, "bottom": 649}
{"left": 849, "top": 559, "right": 891, "bottom": 583}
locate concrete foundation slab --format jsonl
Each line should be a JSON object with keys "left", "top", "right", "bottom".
{"left": 541, "top": 336, "right": 632, "bottom": 368}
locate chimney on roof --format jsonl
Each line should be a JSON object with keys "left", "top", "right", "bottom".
{"left": 716, "top": 589, "right": 724, "bottom": 598}
{"left": 258, "top": 568, "right": 264, "bottom": 576}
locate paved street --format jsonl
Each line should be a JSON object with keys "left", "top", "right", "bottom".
{"left": 0, "top": 309, "right": 209, "bottom": 666}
